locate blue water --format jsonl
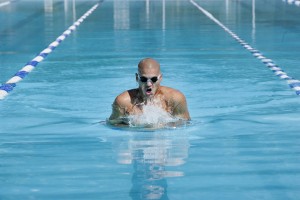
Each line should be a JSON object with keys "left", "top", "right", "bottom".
{"left": 1, "top": 0, "right": 300, "bottom": 199}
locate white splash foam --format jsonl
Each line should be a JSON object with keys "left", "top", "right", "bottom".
{"left": 127, "top": 104, "right": 179, "bottom": 128}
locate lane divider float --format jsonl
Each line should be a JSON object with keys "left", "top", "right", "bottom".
{"left": 0, "top": 2, "right": 100, "bottom": 100}
{"left": 190, "top": 0, "right": 300, "bottom": 95}
{"left": 283, "top": 0, "right": 300, "bottom": 7}
{"left": 0, "top": 0, "right": 15, "bottom": 8}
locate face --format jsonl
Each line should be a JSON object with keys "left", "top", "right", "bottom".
{"left": 136, "top": 66, "right": 162, "bottom": 99}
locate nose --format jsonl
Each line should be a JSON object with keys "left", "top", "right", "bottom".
{"left": 146, "top": 80, "right": 153, "bottom": 86}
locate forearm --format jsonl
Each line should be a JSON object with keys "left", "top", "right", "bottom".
{"left": 108, "top": 116, "right": 130, "bottom": 125}
{"left": 173, "top": 102, "right": 191, "bottom": 120}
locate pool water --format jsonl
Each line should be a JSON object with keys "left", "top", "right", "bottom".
{"left": 1, "top": 0, "right": 300, "bottom": 199}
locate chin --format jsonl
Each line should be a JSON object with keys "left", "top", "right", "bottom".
{"left": 144, "top": 93, "right": 154, "bottom": 100}
{"left": 144, "top": 93, "right": 152, "bottom": 97}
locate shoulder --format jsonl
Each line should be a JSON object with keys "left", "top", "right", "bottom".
{"left": 160, "top": 86, "right": 186, "bottom": 101}
{"left": 160, "top": 86, "right": 190, "bottom": 120}
{"left": 114, "top": 89, "right": 137, "bottom": 108}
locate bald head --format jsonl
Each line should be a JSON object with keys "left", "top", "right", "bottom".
{"left": 138, "top": 58, "right": 161, "bottom": 75}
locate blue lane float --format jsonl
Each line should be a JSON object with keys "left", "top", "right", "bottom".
{"left": 190, "top": 0, "right": 300, "bottom": 96}
{"left": 0, "top": 3, "right": 100, "bottom": 100}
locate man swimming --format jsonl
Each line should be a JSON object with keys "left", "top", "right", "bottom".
{"left": 108, "top": 58, "right": 190, "bottom": 126}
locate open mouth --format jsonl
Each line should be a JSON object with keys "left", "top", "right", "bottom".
{"left": 146, "top": 88, "right": 152, "bottom": 95}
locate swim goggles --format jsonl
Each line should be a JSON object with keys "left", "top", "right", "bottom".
{"left": 137, "top": 74, "right": 160, "bottom": 83}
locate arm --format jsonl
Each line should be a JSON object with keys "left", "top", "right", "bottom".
{"left": 172, "top": 92, "right": 191, "bottom": 120}
{"left": 108, "top": 95, "right": 129, "bottom": 125}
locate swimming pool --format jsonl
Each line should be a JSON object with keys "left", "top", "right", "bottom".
{"left": 1, "top": 0, "right": 300, "bottom": 199}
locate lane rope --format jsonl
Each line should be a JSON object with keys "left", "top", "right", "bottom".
{"left": 0, "top": 2, "right": 100, "bottom": 100}
{"left": 0, "top": 1, "right": 11, "bottom": 8}
{"left": 190, "top": 0, "right": 300, "bottom": 95}
{"left": 283, "top": 0, "right": 300, "bottom": 7}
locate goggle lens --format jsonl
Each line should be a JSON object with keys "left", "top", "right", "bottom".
{"left": 139, "top": 76, "right": 158, "bottom": 83}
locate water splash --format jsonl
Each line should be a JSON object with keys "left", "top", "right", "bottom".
{"left": 127, "top": 104, "right": 185, "bottom": 129}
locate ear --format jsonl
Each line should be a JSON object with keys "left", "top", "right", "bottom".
{"left": 135, "top": 73, "right": 139, "bottom": 82}
{"left": 159, "top": 74, "right": 163, "bottom": 82}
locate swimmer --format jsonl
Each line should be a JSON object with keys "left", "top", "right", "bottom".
{"left": 108, "top": 58, "right": 190, "bottom": 126}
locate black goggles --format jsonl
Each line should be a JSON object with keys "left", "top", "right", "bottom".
{"left": 139, "top": 76, "right": 159, "bottom": 83}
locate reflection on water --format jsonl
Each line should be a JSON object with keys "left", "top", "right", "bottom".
{"left": 114, "top": 132, "right": 189, "bottom": 200}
